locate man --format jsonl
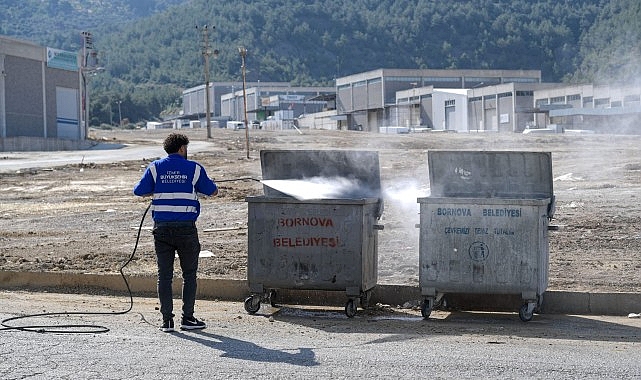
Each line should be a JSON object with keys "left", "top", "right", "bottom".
{"left": 133, "top": 133, "right": 218, "bottom": 332}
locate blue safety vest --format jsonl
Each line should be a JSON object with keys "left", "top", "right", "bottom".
{"left": 133, "top": 154, "right": 217, "bottom": 222}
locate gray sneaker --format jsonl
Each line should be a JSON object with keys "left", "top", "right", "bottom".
{"left": 180, "top": 316, "right": 206, "bottom": 330}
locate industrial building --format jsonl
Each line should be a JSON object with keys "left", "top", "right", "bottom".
{"left": 386, "top": 81, "right": 564, "bottom": 134}
{"left": 466, "top": 82, "right": 563, "bottom": 133}
{"left": 335, "top": 68, "right": 542, "bottom": 132}
{"left": 182, "top": 82, "right": 334, "bottom": 128}
{"left": 0, "top": 35, "right": 86, "bottom": 151}
{"left": 222, "top": 85, "right": 334, "bottom": 131}
{"left": 182, "top": 68, "right": 641, "bottom": 134}
{"left": 392, "top": 86, "right": 469, "bottom": 133}
{"left": 533, "top": 84, "right": 641, "bottom": 134}
{"left": 182, "top": 81, "right": 289, "bottom": 120}
{"left": 380, "top": 80, "right": 641, "bottom": 135}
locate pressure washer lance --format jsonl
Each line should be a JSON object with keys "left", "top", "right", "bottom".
{"left": 214, "top": 177, "right": 262, "bottom": 183}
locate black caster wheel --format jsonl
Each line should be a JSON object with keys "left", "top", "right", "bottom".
{"left": 345, "top": 299, "right": 357, "bottom": 318}
{"left": 421, "top": 298, "right": 433, "bottom": 319}
{"left": 269, "top": 289, "right": 278, "bottom": 307}
{"left": 519, "top": 303, "right": 534, "bottom": 322}
{"left": 244, "top": 296, "right": 260, "bottom": 314}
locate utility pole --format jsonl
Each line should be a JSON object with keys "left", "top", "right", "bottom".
{"left": 198, "top": 25, "right": 218, "bottom": 139}
{"left": 239, "top": 46, "right": 250, "bottom": 158}
{"left": 117, "top": 100, "right": 122, "bottom": 126}
{"left": 80, "top": 31, "right": 93, "bottom": 139}
{"left": 79, "top": 31, "right": 103, "bottom": 138}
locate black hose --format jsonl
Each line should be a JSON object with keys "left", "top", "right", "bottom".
{"left": 0, "top": 203, "right": 151, "bottom": 334}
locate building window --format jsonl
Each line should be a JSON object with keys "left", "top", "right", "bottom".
{"left": 624, "top": 95, "right": 640, "bottom": 107}
{"left": 535, "top": 99, "right": 548, "bottom": 107}
{"left": 465, "top": 76, "right": 500, "bottom": 83}
{"left": 423, "top": 76, "right": 460, "bottom": 82}
{"left": 594, "top": 98, "right": 609, "bottom": 108}
{"left": 550, "top": 96, "right": 564, "bottom": 104}
{"left": 503, "top": 77, "right": 539, "bottom": 83}
{"left": 386, "top": 76, "right": 421, "bottom": 83}
{"left": 516, "top": 91, "right": 533, "bottom": 96}
{"left": 567, "top": 94, "right": 581, "bottom": 101}
{"left": 611, "top": 100, "right": 622, "bottom": 107}
{"left": 498, "top": 92, "right": 513, "bottom": 98}
{"left": 445, "top": 99, "right": 455, "bottom": 106}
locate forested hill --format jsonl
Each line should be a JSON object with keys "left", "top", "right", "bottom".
{"left": 0, "top": 0, "right": 185, "bottom": 49}
{"left": 1, "top": 0, "right": 640, "bottom": 124}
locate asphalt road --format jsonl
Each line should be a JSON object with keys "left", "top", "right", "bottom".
{"left": 0, "top": 140, "right": 213, "bottom": 173}
{"left": 1, "top": 291, "right": 640, "bottom": 379}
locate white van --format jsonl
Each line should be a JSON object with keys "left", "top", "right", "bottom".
{"left": 226, "top": 121, "right": 245, "bottom": 130}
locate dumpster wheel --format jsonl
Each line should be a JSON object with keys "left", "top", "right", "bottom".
{"left": 518, "top": 302, "right": 536, "bottom": 322}
{"left": 345, "top": 299, "right": 357, "bottom": 318}
{"left": 421, "top": 298, "right": 433, "bottom": 319}
{"left": 244, "top": 295, "right": 261, "bottom": 314}
{"left": 268, "top": 289, "right": 278, "bottom": 307}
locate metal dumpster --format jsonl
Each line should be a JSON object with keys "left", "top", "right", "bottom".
{"left": 417, "top": 151, "right": 555, "bottom": 321}
{"left": 244, "top": 150, "right": 383, "bottom": 317}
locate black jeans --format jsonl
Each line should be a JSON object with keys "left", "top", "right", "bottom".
{"left": 152, "top": 222, "right": 201, "bottom": 321}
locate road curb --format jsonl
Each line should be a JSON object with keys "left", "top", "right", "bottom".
{"left": 1, "top": 270, "right": 639, "bottom": 316}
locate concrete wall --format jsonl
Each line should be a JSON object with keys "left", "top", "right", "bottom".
{"left": 0, "top": 136, "right": 93, "bottom": 151}
{"left": 296, "top": 110, "right": 341, "bottom": 130}
{"left": 432, "top": 91, "right": 468, "bottom": 132}
{"left": 4, "top": 55, "right": 44, "bottom": 137}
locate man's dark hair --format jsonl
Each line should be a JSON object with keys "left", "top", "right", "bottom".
{"left": 163, "top": 133, "right": 189, "bottom": 154}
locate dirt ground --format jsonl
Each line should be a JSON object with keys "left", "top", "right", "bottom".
{"left": 1, "top": 128, "right": 640, "bottom": 293}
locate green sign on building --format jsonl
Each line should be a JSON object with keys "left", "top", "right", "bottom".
{"left": 46, "top": 47, "right": 78, "bottom": 71}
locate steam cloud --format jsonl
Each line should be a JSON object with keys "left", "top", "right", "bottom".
{"left": 382, "top": 179, "right": 427, "bottom": 215}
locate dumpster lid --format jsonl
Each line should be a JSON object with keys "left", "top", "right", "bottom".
{"left": 427, "top": 150, "right": 553, "bottom": 199}
{"left": 259, "top": 150, "right": 382, "bottom": 201}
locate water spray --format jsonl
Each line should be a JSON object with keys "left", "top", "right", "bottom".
{"left": 260, "top": 176, "right": 367, "bottom": 200}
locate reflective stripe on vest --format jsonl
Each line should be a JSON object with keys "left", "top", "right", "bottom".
{"left": 151, "top": 205, "right": 198, "bottom": 213}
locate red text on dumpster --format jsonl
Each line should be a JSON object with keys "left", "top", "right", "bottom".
{"left": 274, "top": 217, "right": 339, "bottom": 248}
